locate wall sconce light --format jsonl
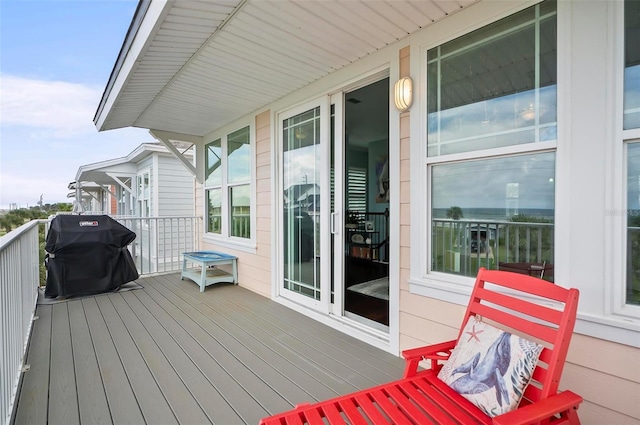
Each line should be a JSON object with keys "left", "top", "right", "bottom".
{"left": 394, "top": 77, "right": 413, "bottom": 112}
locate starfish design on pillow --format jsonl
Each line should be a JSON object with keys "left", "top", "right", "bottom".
{"left": 466, "top": 324, "right": 484, "bottom": 342}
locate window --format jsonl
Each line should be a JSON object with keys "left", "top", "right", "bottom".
{"left": 205, "top": 125, "right": 253, "bottom": 241}
{"left": 426, "top": 1, "right": 557, "bottom": 280}
{"left": 624, "top": 0, "right": 640, "bottom": 130}
{"left": 137, "top": 171, "right": 150, "bottom": 217}
{"left": 625, "top": 0, "right": 640, "bottom": 306}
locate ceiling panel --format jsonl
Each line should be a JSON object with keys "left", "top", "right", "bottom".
{"left": 100, "top": 0, "right": 479, "bottom": 136}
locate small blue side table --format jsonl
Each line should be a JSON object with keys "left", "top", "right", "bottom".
{"left": 181, "top": 251, "right": 238, "bottom": 292}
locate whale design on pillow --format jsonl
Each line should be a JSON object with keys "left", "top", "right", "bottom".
{"left": 449, "top": 332, "right": 511, "bottom": 406}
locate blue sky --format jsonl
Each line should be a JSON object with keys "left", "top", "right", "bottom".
{"left": 0, "top": 0, "right": 152, "bottom": 209}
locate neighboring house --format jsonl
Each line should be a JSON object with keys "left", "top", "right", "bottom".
{"left": 66, "top": 181, "right": 111, "bottom": 214}
{"left": 94, "top": 1, "right": 640, "bottom": 423}
{"left": 74, "top": 142, "right": 196, "bottom": 271}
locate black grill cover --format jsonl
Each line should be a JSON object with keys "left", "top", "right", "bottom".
{"left": 44, "top": 215, "right": 139, "bottom": 298}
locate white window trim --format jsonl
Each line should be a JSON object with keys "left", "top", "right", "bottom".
{"left": 136, "top": 167, "right": 151, "bottom": 219}
{"left": 407, "top": 0, "right": 640, "bottom": 348}
{"left": 610, "top": 0, "right": 640, "bottom": 322}
{"left": 202, "top": 118, "right": 256, "bottom": 252}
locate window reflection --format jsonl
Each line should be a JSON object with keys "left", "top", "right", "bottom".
{"left": 431, "top": 153, "right": 555, "bottom": 279}
{"left": 283, "top": 107, "right": 321, "bottom": 300}
{"left": 428, "top": 4, "right": 557, "bottom": 156}
{"left": 427, "top": 1, "right": 557, "bottom": 280}
{"left": 624, "top": 0, "right": 640, "bottom": 130}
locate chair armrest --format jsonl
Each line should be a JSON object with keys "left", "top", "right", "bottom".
{"left": 492, "top": 391, "right": 583, "bottom": 425}
{"left": 401, "top": 339, "right": 456, "bottom": 378}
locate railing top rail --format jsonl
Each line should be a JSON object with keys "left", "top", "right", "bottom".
{"left": 0, "top": 219, "right": 44, "bottom": 254}
{"left": 432, "top": 217, "right": 553, "bottom": 226}
{"left": 114, "top": 215, "right": 202, "bottom": 220}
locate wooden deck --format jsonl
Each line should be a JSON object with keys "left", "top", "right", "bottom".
{"left": 12, "top": 273, "right": 405, "bottom": 425}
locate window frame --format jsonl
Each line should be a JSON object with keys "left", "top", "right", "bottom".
{"left": 136, "top": 168, "right": 151, "bottom": 218}
{"left": 202, "top": 120, "right": 256, "bottom": 251}
{"left": 417, "top": 1, "right": 559, "bottom": 295}
{"left": 616, "top": 0, "right": 640, "bottom": 319}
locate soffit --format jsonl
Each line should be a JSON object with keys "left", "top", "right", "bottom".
{"left": 100, "top": 0, "right": 477, "bottom": 136}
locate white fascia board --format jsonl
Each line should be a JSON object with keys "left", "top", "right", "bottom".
{"left": 94, "top": 0, "right": 171, "bottom": 131}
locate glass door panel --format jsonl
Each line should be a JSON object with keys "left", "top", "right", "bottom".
{"left": 282, "top": 107, "right": 322, "bottom": 300}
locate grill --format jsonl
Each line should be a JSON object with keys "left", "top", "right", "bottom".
{"left": 44, "top": 215, "right": 139, "bottom": 298}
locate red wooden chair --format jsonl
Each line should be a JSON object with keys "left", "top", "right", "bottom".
{"left": 260, "top": 268, "right": 582, "bottom": 425}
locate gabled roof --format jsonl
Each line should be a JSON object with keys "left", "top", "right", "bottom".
{"left": 75, "top": 142, "right": 193, "bottom": 185}
{"left": 95, "top": 0, "right": 477, "bottom": 137}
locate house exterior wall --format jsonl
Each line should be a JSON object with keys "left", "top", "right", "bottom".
{"left": 394, "top": 5, "right": 640, "bottom": 423}
{"left": 156, "top": 153, "right": 195, "bottom": 216}
{"left": 185, "top": 1, "right": 639, "bottom": 423}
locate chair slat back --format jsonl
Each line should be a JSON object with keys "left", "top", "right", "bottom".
{"left": 459, "top": 268, "right": 580, "bottom": 401}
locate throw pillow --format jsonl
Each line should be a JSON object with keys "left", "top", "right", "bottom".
{"left": 437, "top": 315, "right": 543, "bottom": 417}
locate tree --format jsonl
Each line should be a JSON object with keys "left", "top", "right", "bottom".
{"left": 0, "top": 217, "right": 12, "bottom": 233}
{"left": 446, "top": 206, "right": 463, "bottom": 220}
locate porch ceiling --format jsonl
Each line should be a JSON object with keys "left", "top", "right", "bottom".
{"left": 96, "top": 0, "right": 478, "bottom": 137}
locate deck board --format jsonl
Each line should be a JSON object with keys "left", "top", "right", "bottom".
{"left": 68, "top": 301, "right": 112, "bottom": 425}
{"left": 91, "top": 296, "right": 175, "bottom": 425}
{"left": 48, "top": 303, "right": 80, "bottom": 425}
{"left": 14, "top": 304, "right": 51, "bottom": 425}
{"left": 13, "top": 273, "right": 406, "bottom": 425}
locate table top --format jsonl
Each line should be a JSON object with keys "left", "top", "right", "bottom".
{"left": 183, "top": 251, "right": 237, "bottom": 261}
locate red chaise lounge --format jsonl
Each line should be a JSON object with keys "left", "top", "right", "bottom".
{"left": 260, "top": 268, "right": 582, "bottom": 425}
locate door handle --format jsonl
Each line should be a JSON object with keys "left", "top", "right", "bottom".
{"left": 330, "top": 212, "right": 337, "bottom": 234}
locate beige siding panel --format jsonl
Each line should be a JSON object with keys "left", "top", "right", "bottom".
{"left": 400, "top": 311, "right": 458, "bottom": 347}
{"left": 256, "top": 165, "right": 271, "bottom": 180}
{"left": 399, "top": 246, "right": 411, "bottom": 270}
{"left": 256, "top": 191, "right": 272, "bottom": 207}
{"left": 257, "top": 229, "right": 271, "bottom": 246}
{"left": 400, "top": 180, "right": 411, "bottom": 205}
{"left": 256, "top": 204, "right": 270, "bottom": 219}
{"left": 256, "top": 178, "right": 271, "bottom": 193}
{"left": 400, "top": 157, "right": 410, "bottom": 182}
{"left": 256, "top": 240, "right": 271, "bottom": 257}
{"left": 401, "top": 291, "right": 465, "bottom": 329}
{"left": 562, "top": 363, "right": 640, "bottom": 420}
{"left": 578, "top": 401, "right": 640, "bottom": 425}
{"left": 400, "top": 202, "right": 410, "bottom": 226}
{"left": 400, "top": 135, "right": 410, "bottom": 160}
{"left": 400, "top": 225, "right": 410, "bottom": 249}
{"left": 257, "top": 151, "right": 270, "bottom": 167}
{"left": 399, "top": 269, "right": 411, "bottom": 291}
{"left": 257, "top": 217, "right": 271, "bottom": 233}
{"left": 256, "top": 125, "right": 270, "bottom": 143}
{"left": 567, "top": 334, "right": 640, "bottom": 383}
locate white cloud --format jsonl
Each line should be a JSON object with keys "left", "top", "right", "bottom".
{"left": 0, "top": 74, "right": 101, "bottom": 138}
{"left": 0, "top": 173, "right": 71, "bottom": 209}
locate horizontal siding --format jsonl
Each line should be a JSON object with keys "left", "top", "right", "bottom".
{"left": 157, "top": 154, "right": 195, "bottom": 216}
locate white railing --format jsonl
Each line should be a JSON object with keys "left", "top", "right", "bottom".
{"left": 0, "top": 220, "right": 40, "bottom": 425}
{"left": 47, "top": 214, "right": 203, "bottom": 276}
{"left": 114, "top": 216, "right": 202, "bottom": 275}
{"left": 432, "top": 218, "right": 554, "bottom": 279}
